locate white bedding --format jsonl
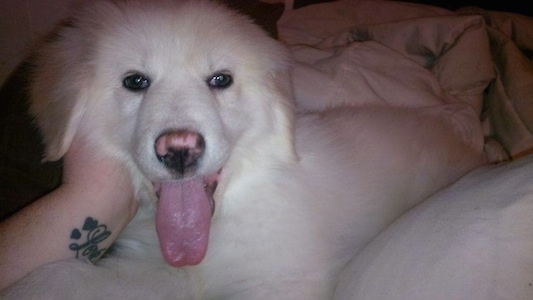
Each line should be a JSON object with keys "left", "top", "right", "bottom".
{"left": 277, "top": 1, "right": 533, "bottom": 297}
{"left": 278, "top": 0, "right": 533, "bottom": 160}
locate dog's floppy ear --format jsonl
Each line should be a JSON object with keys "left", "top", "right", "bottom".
{"left": 264, "top": 68, "right": 299, "bottom": 162}
{"left": 29, "top": 22, "right": 93, "bottom": 162}
{"left": 241, "top": 29, "right": 299, "bottom": 163}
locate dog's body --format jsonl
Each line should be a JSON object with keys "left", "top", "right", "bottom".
{"left": 2, "top": 1, "right": 485, "bottom": 298}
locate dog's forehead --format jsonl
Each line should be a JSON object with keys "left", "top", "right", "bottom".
{"left": 91, "top": 2, "right": 258, "bottom": 72}
{"left": 68, "top": 0, "right": 288, "bottom": 86}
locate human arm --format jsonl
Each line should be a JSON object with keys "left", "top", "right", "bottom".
{"left": 0, "top": 136, "right": 138, "bottom": 290}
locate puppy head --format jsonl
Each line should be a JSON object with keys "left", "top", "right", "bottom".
{"left": 30, "top": 0, "right": 296, "bottom": 179}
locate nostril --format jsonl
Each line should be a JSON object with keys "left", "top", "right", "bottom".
{"left": 155, "top": 129, "right": 205, "bottom": 175}
{"left": 156, "top": 148, "right": 194, "bottom": 174}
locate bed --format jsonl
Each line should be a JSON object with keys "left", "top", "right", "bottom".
{"left": 1, "top": 0, "right": 532, "bottom": 298}
{"left": 274, "top": 1, "right": 533, "bottom": 298}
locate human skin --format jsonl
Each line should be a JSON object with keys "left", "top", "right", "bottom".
{"left": 0, "top": 135, "right": 138, "bottom": 290}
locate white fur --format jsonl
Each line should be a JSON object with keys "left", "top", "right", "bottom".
{"left": 3, "top": 1, "right": 486, "bottom": 299}
{"left": 333, "top": 154, "right": 533, "bottom": 300}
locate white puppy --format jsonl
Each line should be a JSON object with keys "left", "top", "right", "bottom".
{"left": 2, "top": 0, "right": 486, "bottom": 299}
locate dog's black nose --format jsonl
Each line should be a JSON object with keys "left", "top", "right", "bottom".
{"left": 155, "top": 129, "right": 205, "bottom": 175}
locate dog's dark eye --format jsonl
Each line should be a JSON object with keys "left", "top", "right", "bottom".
{"left": 123, "top": 73, "right": 151, "bottom": 91}
{"left": 208, "top": 72, "right": 233, "bottom": 89}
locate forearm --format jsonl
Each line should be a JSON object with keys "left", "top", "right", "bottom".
{"left": 0, "top": 166, "right": 136, "bottom": 290}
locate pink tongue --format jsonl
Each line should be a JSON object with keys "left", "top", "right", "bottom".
{"left": 156, "top": 178, "right": 211, "bottom": 267}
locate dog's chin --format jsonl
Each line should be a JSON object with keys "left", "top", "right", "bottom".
{"left": 151, "top": 169, "right": 221, "bottom": 267}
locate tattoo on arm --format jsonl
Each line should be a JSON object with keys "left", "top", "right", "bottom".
{"left": 69, "top": 217, "right": 111, "bottom": 263}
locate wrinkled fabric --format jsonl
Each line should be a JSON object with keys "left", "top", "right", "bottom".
{"left": 279, "top": 0, "right": 533, "bottom": 159}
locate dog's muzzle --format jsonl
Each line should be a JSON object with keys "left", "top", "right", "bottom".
{"left": 152, "top": 128, "right": 219, "bottom": 267}
{"left": 155, "top": 129, "right": 205, "bottom": 175}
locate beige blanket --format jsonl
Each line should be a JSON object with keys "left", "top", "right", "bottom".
{"left": 278, "top": 0, "right": 533, "bottom": 160}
